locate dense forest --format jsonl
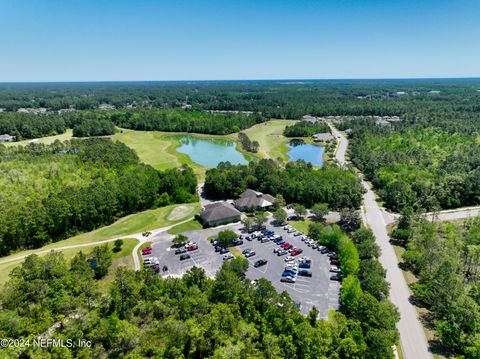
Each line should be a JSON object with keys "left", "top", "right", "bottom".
{"left": 283, "top": 121, "right": 330, "bottom": 137}
{"left": 0, "top": 228, "right": 398, "bottom": 358}
{"left": 0, "top": 139, "right": 197, "bottom": 255}
{"left": 108, "top": 109, "right": 266, "bottom": 135}
{"left": 0, "top": 112, "right": 66, "bottom": 140}
{"left": 204, "top": 159, "right": 364, "bottom": 209}
{"left": 337, "top": 117, "right": 480, "bottom": 212}
{"left": 72, "top": 118, "right": 116, "bottom": 137}
{"left": 392, "top": 215, "right": 480, "bottom": 357}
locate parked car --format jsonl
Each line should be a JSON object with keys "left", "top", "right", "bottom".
{"left": 277, "top": 249, "right": 288, "bottom": 256}
{"left": 283, "top": 225, "right": 291, "bottom": 230}
{"left": 280, "top": 276, "right": 296, "bottom": 283}
{"left": 223, "top": 253, "right": 234, "bottom": 260}
{"left": 311, "top": 244, "right": 318, "bottom": 249}
{"left": 299, "top": 261, "right": 311, "bottom": 268}
{"left": 244, "top": 250, "right": 256, "bottom": 258}
{"left": 180, "top": 253, "right": 191, "bottom": 260}
{"left": 330, "top": 273, "right": 342, "bottom": 281}
{"left": 330, "top": 266, "right": 341, "bottom": 273}
{"left": 284, "top": 256, "right": 295, "bottom": 262}
{"left": 327, "top": 253, "right": 338, "bottom": 259}
{"left": 260, "top": 237, "right": 270, "bottom": 243}
{"left": 330, "top": 259, "right": 340, "bottom": 266}
{"left": 293, "top": 232, "right": 302, "bottom": 237}
{"left": 276, "top": 239, "right": 285, "bottom": 245}
{"left": 282, "top": 269, "right": 297, "bottom": 277}
{"left": 214, "top": 245, "right": 223, "bottom": 252}
{"left": 299, "top": 256, "right": 311, "bottom": 262}
{"left": 220, "top": 247, "right": 229, "bottom": 254}
{"left": 141, "top": 248, "right": 152, "bottom": 255}
{"left": 233, "top": 239, "right": 244, "bottom": 246}
{"left": 187, "top": 243, "right": 198, "bottom": 251}
{"left": 287, "top": 228, "right": 296, "bottom": 233}
{"left": 254, "top": 259, "right": 268, "bottom": 268}
{"left": 175, "top": 247, "right": 187, "bottom": 255}
{"left": 290, "top": 248, "right": 303, "bottom": 256}
{"left": 298, "top": 269, "right": 312, "bottom": 277}
{"left": 245, "top": 235, "right": 253, "bottom": 241}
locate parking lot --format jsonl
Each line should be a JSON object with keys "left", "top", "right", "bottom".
{"left": 147, "top": 219, "right": 340, "bottom": 318}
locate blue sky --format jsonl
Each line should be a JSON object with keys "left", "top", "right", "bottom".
{"left": 0, "top": 0, "right": 478, "bottom": 81}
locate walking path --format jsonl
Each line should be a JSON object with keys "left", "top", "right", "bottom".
{"left": 328, "top": 121, "right": 432, "bottom": 359}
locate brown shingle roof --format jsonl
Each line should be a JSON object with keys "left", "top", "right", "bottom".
{"left": 200, "top": 202, "right": 241, "bottom": 222}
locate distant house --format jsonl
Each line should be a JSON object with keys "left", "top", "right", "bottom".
{"left": 234, "top": 189, "right": 276, "bottom": 211}
{"left": 0, "top": 134, "right": 16, "bottom": 142}
{"left": 98, "top": 104, "right": 116, "bottom": 110}
{"left": 200, "top": 202, "right": 242, "bottom": 227}
{"left": 312, "top": 133, "right": 334, "bottom": 142}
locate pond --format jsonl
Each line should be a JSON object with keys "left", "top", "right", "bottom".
{"left": 287, "top": 140, "right": 325, "bottom": 166}
{"left": 176, "top": 135, "right": 249, "bottom": 168}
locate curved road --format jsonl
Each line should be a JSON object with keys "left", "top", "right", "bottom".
{"left": 328, "top": 122, "right": 432, "bottom": 359}
{"left": 0, "top": 217, "right": 194, "bottom": 270}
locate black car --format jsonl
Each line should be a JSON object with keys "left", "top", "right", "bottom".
{"left": 175, "top": 248, "right": 186, "bottom": 255}
{"left": 298, "top": 269, "right": 312, "bottom": 277}
{"left": 214, "top": 245, "right": 223, "bottom": 252}
{"left": 233, "top": 239, "right": 244, "bottom": 246}
{"left": 245, "top": 250, "right": 256, "bottom": 258}
{"left": 180, "top": 253, "right": 191, "bottom": 260}
{"left": 220, "top": 247, "right": 229, "bottom": 254}
{"left": 330, "top": 274, "right": 342, "bottom": 281}
{"left": 254, "top": 259, "right": 268, "bottom": 268}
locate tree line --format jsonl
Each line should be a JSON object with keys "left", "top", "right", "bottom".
{"left": 1, "top": 247, "right": 398, "bottom": 358}
{"left": 204, "top": 159, "right": 364, "bottom": 209}
{"left": 308, "top": 224, "right": 399, "bottom": 356}
{"left": 0, "top": 139, "right": 197, "bottom": 255}
{"left": 393, "top": 214, "right": 480, "bottom": 357}
{"left": 283, "top": 121, "right": 330, "bottom": 137}
{"left": 338, "top": 117, "right": 480, "bottom": 212}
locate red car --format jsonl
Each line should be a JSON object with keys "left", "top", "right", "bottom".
{"left": 141, "top": 247, "right": 152, "bottom": 255}
{"left": 281, "top": 243, "right": 293, "bottom": 250}
{"left": 187, "top": 243, "right": 198, "bottom": 251}
{"left": 290, "top": 248, "right": 303, "bottom": 256}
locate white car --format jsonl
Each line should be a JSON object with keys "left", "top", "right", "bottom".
{"left": 283, "top": 225, "right": 291, "bottom": 230}
{"left": 330, "top": 266, "right": 341, "bottom": 273}
{"left": 223, "top": 253, "right": 234, "bottom": 260}
{"left": 284, "top": 256, "right": 295, "bottom": 262}
{"left": 299, "top": 256, "right": 311, "bottom": 262}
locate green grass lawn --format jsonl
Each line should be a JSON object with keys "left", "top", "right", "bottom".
{"left": 0, "top": 202, "right": 199, "bottom": 283}
{"left": 288, "top": 218, "right": 312, "bottom": 234}
{"left": 113, "top": 129, "right": 256, "bottom": 181}
{"left": 5, "top": 129, "right": 74, "bottom": 147}
{"left": 243, "top": 120, "right": 297, "bottom": 161}
{"left": 0, "top": 238, "right": 139, "bottom": 285}
{"left": 167, "top": 219, "right": 203, "bottom": 234}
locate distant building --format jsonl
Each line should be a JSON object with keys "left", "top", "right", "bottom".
{"left": 234, "top": 189, "right": 275, "bottom": 211}
{"left": 200, "top": 202, "right": 242, "bottom": 227}
{"left": 0, "top": 134, "right": 16, "bottom": 142}
{"left": 312, "top": 133, "right": 334, "bottom": 142}
{"left": 428, "top": 90, "right": 441, "bottom": 94}
{"left": 0, "top": 108, "right": 5, "bottom": 113}
{"left": 58, "top": 108, "right": 75, "bottom": 114}
{"left": 98, "top": 104, "right": 116, "bottom": 110}
{"left": 302, "top": 115, "right": 318, "bottom": 123}
{"left": 396, "top": 91, "right": 407, "bottom": 96}
{"left": 17, "top": 108, "right": 47, "bottom": 115}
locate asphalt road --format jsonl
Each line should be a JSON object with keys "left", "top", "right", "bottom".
{"left": 328, "top": 122, "right": 432, "bottom": 359}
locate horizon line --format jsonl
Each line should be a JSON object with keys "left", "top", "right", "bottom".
{"left": 1, "top": 76, "right": 480, "bottom": 84}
